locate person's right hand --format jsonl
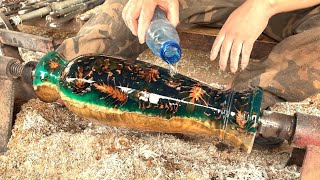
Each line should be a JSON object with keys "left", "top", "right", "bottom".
{"left": 210, "top": 0, "right": 273, "bottom": 73}
{"left": 122, "top": 0, "right": 180, "bottom": 44}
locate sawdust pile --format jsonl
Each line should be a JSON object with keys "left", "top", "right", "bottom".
{"left": 0, "top": 99, "right": 300, "bottom": 179}
{"left": 272, "top": 94, "right": 320, "bottom": 116}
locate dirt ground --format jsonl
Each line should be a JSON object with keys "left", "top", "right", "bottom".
{"left": 1, "top": 49, "right": 319, "bottom": 179}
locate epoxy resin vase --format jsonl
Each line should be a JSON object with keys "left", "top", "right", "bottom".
{"left": 33, "top": 51, "right": 262, "bottom": 153}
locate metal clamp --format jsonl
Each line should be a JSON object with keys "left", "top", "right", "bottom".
{"left": 0, "top": 11, "right": 23, "bottom": 152}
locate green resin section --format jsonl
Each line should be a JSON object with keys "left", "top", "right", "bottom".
{"left": 33, "top": 51, "right": 263, "bottom": 133}
{"left": 33, "top": 51, "right": 68, "bottom": 86}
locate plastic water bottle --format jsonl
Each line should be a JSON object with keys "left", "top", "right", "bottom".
{"left": 146, "top": 7, "right": 182, "bottom": 66}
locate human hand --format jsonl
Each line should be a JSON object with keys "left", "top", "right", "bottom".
{"left": 122, "top": 0, "right": 180, "bottom": 44}
{"left": 210, "top": 0, "right": 274, "bottom": 73}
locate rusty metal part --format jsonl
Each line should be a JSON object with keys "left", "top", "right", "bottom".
{"left": 0, "top": 29, "right": 56, "bottom": 52}
{"left": 0, "top": 15, "right": 24, "bottom": 152}
{"left": 0, "top": 12, "right": 25, "bottom": 60}
{"left": 300, "top": 145, "right": 320, "bottom": 180}
{"left": 0, "top": 12, "right": 22, "bottom": 60}
{"left": 50, "top": 0, "right": 90, "bottom": 10}
{"left": 22, "top": 61, "right": 38, "bottom": 85}
{"left": 48, "top": 9, "right": 85, "bottom": 28}
{"left": 0, "top": 56, "right": 21, "bottom": 153}
{"left": 50, "top": 0, "right": 103, "bottom": 17}
{"left": 0, "top": 17, "right": 39, "bottom": 153}
{"left": 18, "top": 6, "right": 44, "bottom": 15}
{"left": 21, "top": 0, "right": 56, "bottom": 7}
{"left": 291, "top": 113, "right": 320, "bottom": 149}
{"left": 0, "top": 57, "right": 36, "bottom": 81}
{"left": 0, "top": 2, "right": 22, "bottom": 16}
{"left": 7, "top": 0, "right": 96, "bottom": 26}
{"left": 13, "top": 61, "right": 37, "bottom": 105}
{"left": 1, "top": 1, "right": 20, "bottom": 8}
{"left": 50, "top": 3, "right": 87, "bottom": 17}
{"left": 0, "top": 56, "right": 21, "bottom": 79}
{"left": 258, "top": 111, "right": 320, "bottom": 149}
{"left": 258, "top": 110, "right": 296, "bottom": 141}
{"left": 0, "top": 56, "right": 21, "bottom": 152}
{"left": 258, "top": 110, "right": 320, "bottom": 179}
{"left": 0, "top": 44, "right": 23, "bottom": 60}
{"left": 0, "top": 79, "right": 14, "bottom": 152}
{"left": 0, "top": 56, "right": 37, "bottom": 152}
{"left": 10, "top": 6, "right": 52, "bottom": 25}
{"left": 48, "top": 0, "right": 105, "bottom": 27}
{"left": 0, "top": 0, "right": 22, "bottom": 8}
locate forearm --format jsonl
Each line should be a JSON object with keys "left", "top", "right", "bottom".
{"left": 267, "top": 0, "right": 320, "bottom": 15}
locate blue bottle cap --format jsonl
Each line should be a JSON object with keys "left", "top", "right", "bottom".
{"left": 160, "top": 41, "right": 182, "bottom": 64}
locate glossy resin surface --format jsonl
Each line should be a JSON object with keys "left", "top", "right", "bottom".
{"left": 33, "top": 51, "right": 263, "bottom": 153}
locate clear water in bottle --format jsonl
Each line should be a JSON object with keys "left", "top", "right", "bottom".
{"left": 146, "top": 7, "right": 182, "bottom": 76}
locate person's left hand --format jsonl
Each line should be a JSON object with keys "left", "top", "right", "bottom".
{"left": 210, "top": 0, "right": 275, "bottom": 73}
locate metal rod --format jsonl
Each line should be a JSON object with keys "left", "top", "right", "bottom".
{"left": 0, "top": 29, "right": 56, "bottom": 52}
{"left": 291, "top": 113, "right": 320, "bottom": 149}
{"left": 50, "top": 2, "right": 88, "bottom": 17}
{"left": 258, "top": 110, "right": 295, "bottom": 141}
{"left": 8, "top": 0, "right": 98, "bottom": 26}
{"left": 0, "top": 1, "right": 21, "bottom": 8}
{"left": 50, "top": 0, "right": 91, "bottom": 10}
{"left": 13, "top": 6, "right": 52, "bottom": 23}
{"left": 50, "top": 0, "right": 104, "bottom": 18}
{"left": 18, "top": 7, "right": 41, "bottom": 15}
{"left": 49, "top": 9, "right": 84, "bottom": 27}
{"left": 258, "top": 110, "right": 320, "bottom": 149}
